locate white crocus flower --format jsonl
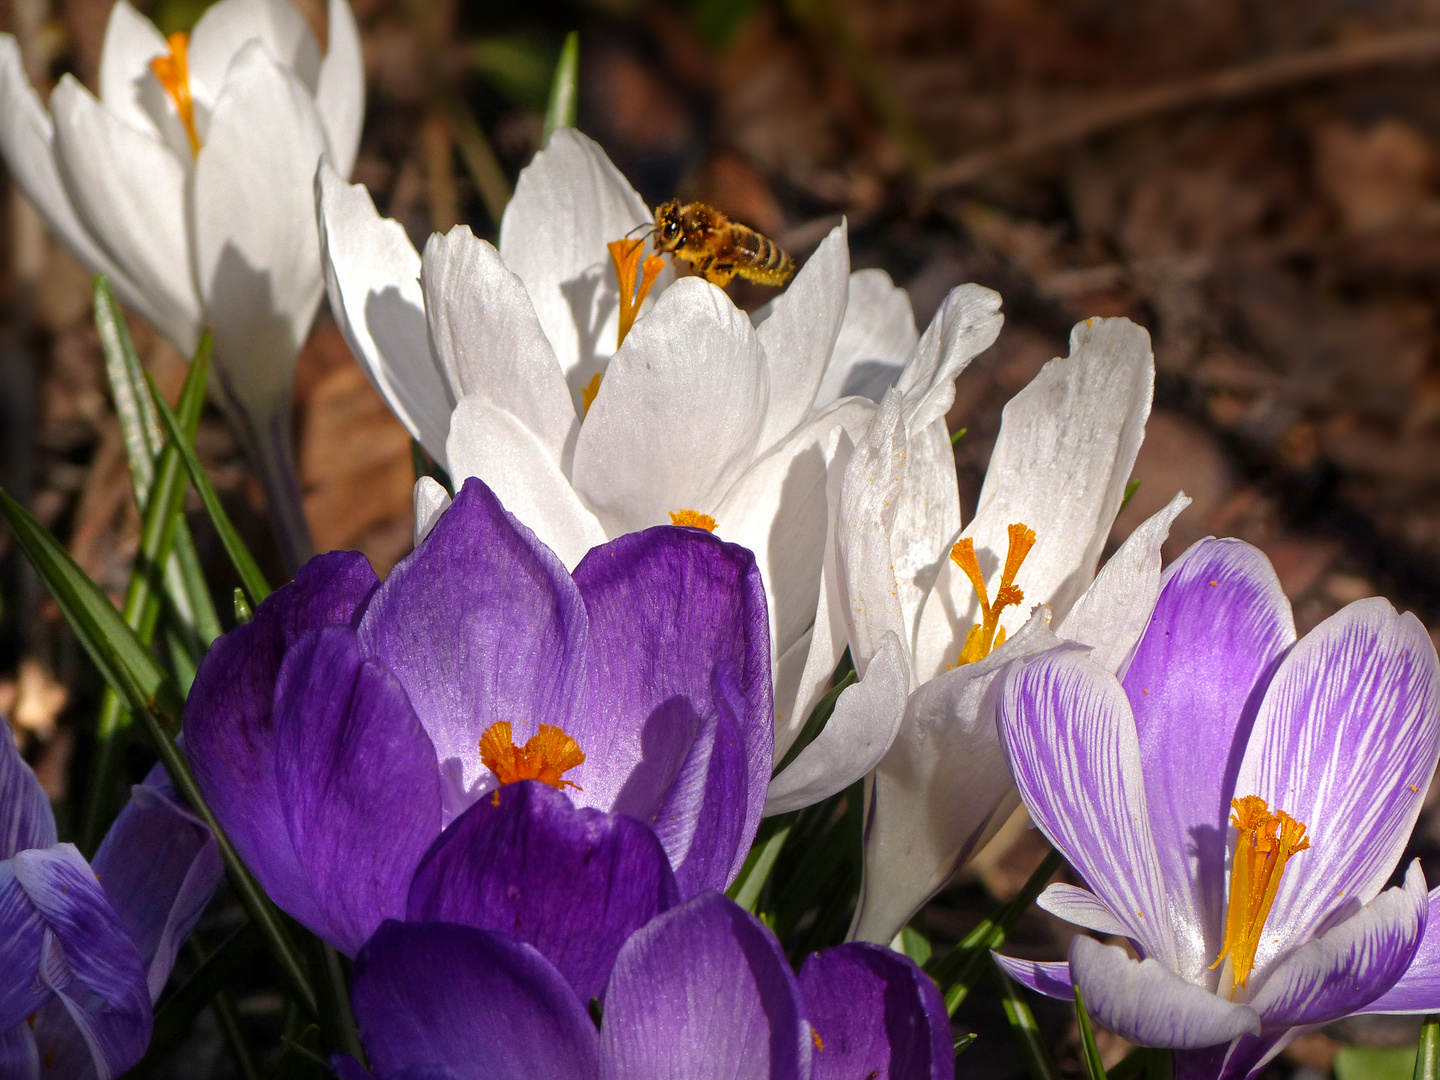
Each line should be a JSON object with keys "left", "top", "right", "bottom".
{"left": 822, "top": 317, "right": 1164, "bottom": 945}
{"left": 0, "top": 0, "right": 363, "bottom": 568}
{"left": 315, "top": 128, "right": 1003, "bottom": 805}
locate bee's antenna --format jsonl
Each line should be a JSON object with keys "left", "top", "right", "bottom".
{"left": 623, "top": 220, "right": 655, "bottom": 240}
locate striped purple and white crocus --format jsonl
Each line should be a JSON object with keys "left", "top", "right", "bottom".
{"left": 994, "top": 537, "right": 1440, "bottom": 1080}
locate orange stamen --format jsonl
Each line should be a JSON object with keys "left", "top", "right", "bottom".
{"left": 479, "top": 721, "right": 585, "bottom": 791}
{"left": 150, "top": 32, "right": 200, "bottom": 157}
{"left": 669, "top": 509, "right": 716, "bottom": 532}
{"left": 1212, "top": 796, "right": 1309, "bottom": 996}
{"left": 607, "top": 238, "right": 664, "bottom": 349}
{"left": 581, "top": 372, "right": 602, "bottom": 417}
{"left": 950, "top": 522, "right": 1036, "bottom": 665}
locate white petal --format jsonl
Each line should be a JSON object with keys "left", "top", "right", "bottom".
{"left": 194, "top": 41, "right": 329, "bottom": 421}
{"left": 314, "top": 0, "right": 364, "bottom": 176}
{"left": 814, "top": 268, "right": 917, "bottom": 409}
{"left": 850, "top": 609, "right": 1059, "bottom": 944}
{"left": 421, "top": 226, "right": 577, "bottom": 467}
{"left": 97, "top": 2, "right": 167, "bottom": 141}
{"left": 413, "top": 476, "right": 451, "bottom": 545}
{"left": 189, "top": 0, "right": 321, "bottom": 101}
{"left": 498, "top": 128, "right": 662, "bottom": 386}
{"left": 1038, "top": 883, "right": 1134, "bottom": 937}
{"left": 1070, "top": 937, "right": 1261, "bottom": 1048}
{"left": 714, "top": 398, "right": 874, "bottom": 668}
{"left": 894, "top": 283, "right": 1002, "bottom": 437}
{"left": 571, "top": 277, "right": 768, "bottom": 536}
{"left": 912, "top": 316, "right": 1154, "bottom": 682}
{"left": 1249, "top": 861, "right": 1428, "bottom": 1027}
{"left": 889, "top": 417, "right": 963, "bottom": 661}
{"left": 754, "top": 222, "right": 850, "bottom": 451}
{"left": 765, "top": 631, "right": 909, "bottom": 815}
{"left": 447, "top": 397, "right": 606, "bottom": 571}
{"left": 774, "top": 427, "right": 854, "bottom": 759}
{"left": 49, "top": 73, "right": 201, "bottom": 354}
{"left": 835, "top": 389, "right": 909, "bottom": 676}
{"left": 316, "top": 163, "right": 452, "bottom": 464}
{"left": 0, "top": 39, "right": 152, "bottom": 319}
{"left": 1059, "top": 491, "right": 1191, "bottom": 674}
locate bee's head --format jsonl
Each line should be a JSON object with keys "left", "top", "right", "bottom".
{"left": 653, "top": 201, "right": 684, "bottom": 252}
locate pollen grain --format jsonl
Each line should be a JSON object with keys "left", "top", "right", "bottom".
{"left": 950, "top": 522, "right": 1036, "bottom": 666}
{"left": 480, "top": 721, "right": 585, "bottom": 792}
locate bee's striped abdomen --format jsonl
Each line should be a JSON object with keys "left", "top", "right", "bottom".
{"left": 732, "top": 226, "right": 795, "bottom": 286}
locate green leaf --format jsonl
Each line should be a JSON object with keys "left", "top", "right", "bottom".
{"left": 82, "top": 339, "right": 211, "bottom": 851}
{"left": 0, "top": 491, "right": 184, "bottom": 724}
{"left": 234, "top": 588, "right": 254, "bottom": 625}
{"left": 0, "top": 487, "right": 316, "bottom": 1013}
{"left": 953, "top": 1031, "right": 978, "bottom": 1056}
{"left": 274, "top": 1025, "right": 329, "bottom": 1080}
{"left": 950, "top": 426, "right": 968, "bottom": 446}
{"left": 148, "top": 374, "right": 272, "bottom": 605}
{"left": 726, "top": 814, "right": 794, "bottom": 912}
{"left": 1074, "top": 984, "right": 1107, "bottom": 1080}
{"left": 1120, "top": 477, "right": 1141, "bottom": 513}
{"left": 993, "top": 957, "right": 1060, "bottom": 1080}
{"left": 1417, "top": 1015, "right": 1440, "bottom": 1080}
{"left": 928, "top": 847, "right": 1064, "bottom": 1015}
{"left": 1107, "top": 1046, "right": 1147, "bottom": 1080}
{"left": 1337, "top": 1045, "right": 1421, "bottom": 1080}
{"left": 542, "top": 31, "right": 579, "bottom": 143}
{"left": 898, "top": 923, "right": 932, "bottom": 967}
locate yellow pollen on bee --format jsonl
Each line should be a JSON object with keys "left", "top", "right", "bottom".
{"left": 950, "top": 522, "right": 1036, "bottom": 666}
{"left": 479, "top": 721, "right": 585, "bottom": 792}
{"left": 150, "top": 32, "right": 201, "bottom": 157}
{"left": 608, "top": 238, "right": 665, "bottom": 350}
{"left": 581, "top": 373, "right": 603, "bottom": 417}
{"left": 669, "top": 509, "right": 716, "bottom": 532}
{"left": 1212, "top": 795, "right": 1310, "bottom": 997}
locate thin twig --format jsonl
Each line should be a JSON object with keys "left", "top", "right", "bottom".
{"left": 922, "top": 25, "right": 1440, "bottom": 192}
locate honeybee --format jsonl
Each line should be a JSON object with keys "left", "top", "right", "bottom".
{"left": 651, "top": 200, "right": 795, "bottom": 288}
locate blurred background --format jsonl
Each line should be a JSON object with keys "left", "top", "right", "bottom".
{"left": 4, "top": 0, "right": 1440, "bottom": 1075}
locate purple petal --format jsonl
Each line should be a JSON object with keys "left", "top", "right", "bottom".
{"left": 13, "top": 844, "right": 151, "bottom": 1075}
{"left": 186, "top": 550, "right": 379, "bottom": 922}
{"left": 333, "top": 1056, "right": 464, "bottom": 1080}
{"left": 1235, "top": 598, "right": 1440, "bottom": 965}
{"left": 357, "top": 477, "right": 589, "bottom": 802}
{"left": 572, "top": 527, "right": 772, "bottom": 862}
{"left": 0, "top": 1021, "right": 38, "bottom": 1077}
{"left": 998, "top": 649, "right": 1178, "bottom": 965}
{"left": 1069, "top": 937, "right": 1259, "bottom": 1049}
{"left": 651, "top": 663, "right": 751, "bottom": 895}
{"left": 1249, "top": 860, "right": 1427, "bottom": 1026}
{"left": 600, "top": 892, "right": 808, "bottom": 1080}
{"left": 272, "top": 628, "right": 443, "bottom": 955}
{"left": 406, "top": 780, "right": 679, "bottom": 1004}
{"left": 992, "top": 954, "right": 1074, "bottom": 999}
{"left": 0, "top": 731, "right": 55, "bottom": 859}
{"left": 1122, "top": 538, "right": 1295, "bottom": 982}
{"left": 351, "top": 920, "right": 599, "bottom": 1080}
{"left": 91, "top": 779, "right": 223, "bottom": 1000}
{"left": 1360, "top": 884, "right": 1440, "bottom": 1014}
{"left": 799, "top": 942, "right": 952, "bottom": 1080}
{"left": 0, "top": 863, "right": 48, "bottom": 1031}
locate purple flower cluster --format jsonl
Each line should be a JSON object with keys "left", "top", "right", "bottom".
{"left": 0, "top": 741, "right": 221, "bottom": 1077}
{"left": 182, "top": 477, "right": 952, "bottom": 1079}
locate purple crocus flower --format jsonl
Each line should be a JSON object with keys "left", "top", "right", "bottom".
{"left": 184, "top": 476, "right": 773, "bottom": 957}
{"left": 991, "top": 537, "right": 1440, "bottom": 1079}
{"left": 330, "top": 778, "right": 952, "bottom": 1080}
{"left": 0, "top": 737, "right": 222, "bottom": 1079}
